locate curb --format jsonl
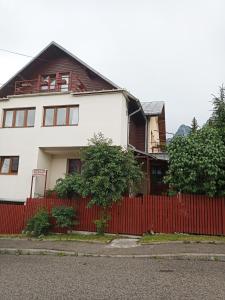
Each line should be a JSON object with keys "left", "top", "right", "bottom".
{"left": 1, "top": 248, "right": 225, "bottom": 262}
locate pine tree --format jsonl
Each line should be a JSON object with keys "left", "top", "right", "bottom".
{"left": 191, "top": 117, "right": 199, "bottom": 133}
{"left": 211, "top": 85, "right": 225, "bottom": 143}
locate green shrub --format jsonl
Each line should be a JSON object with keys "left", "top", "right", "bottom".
{"left": 94, "top": 214, "right": 111, "bottom": 235}
{"left": 55, "top": 174, "right": 81, "bottom": 199}
{"left": 51, "top": 206, "right": 76, "bottom": 230}
{"left": 25, "top": 208, "right": 50, "bottom": 236}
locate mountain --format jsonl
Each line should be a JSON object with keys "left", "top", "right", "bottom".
{"left": 167, "top": 124, "right": 191, "bottom": 143}
{"left": 175, "top": 124, "right": 191, "bottom": 137}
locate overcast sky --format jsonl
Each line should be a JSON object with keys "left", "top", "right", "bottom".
{"left": 0, "top": 0, "right": 224, "bottom": 133}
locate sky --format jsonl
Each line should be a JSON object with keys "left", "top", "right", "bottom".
{"left": 0, "top": 0, "right": 224, "bottom": 133}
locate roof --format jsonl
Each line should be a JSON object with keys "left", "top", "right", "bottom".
{"left": 0, "top": 41, "right": 120, "bottom": 93}
{"left": 150, "top": 152, "right": 169, "bottom": 161}
{"left": 131, "top": 148, "right": 168, "bottom": 161}
{"left": 141, "top": 101, "right": 164, "bottom": 116}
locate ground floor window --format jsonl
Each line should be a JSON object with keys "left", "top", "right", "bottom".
{"left": 0, "top": 156, "right": 19, "bottom": 175}
{"left": 67, "top": 159, "right": 81, "bottom": 174}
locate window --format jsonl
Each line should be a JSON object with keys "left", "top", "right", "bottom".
{"left": 43, "top": 106, "right": 79, "bottom": 126}
{"left": 40, "top": 74, "right": 56, "bottom": 91}
{"left": 44, "top": 108, "right": 54, "bottom": 126}
{"left": 59, "top": 73, "right": 70, "bottom": 92}
{"left": 67, "top": 159, "right": 81, "bottom": 174}
{"left": 3, "top": 108, "right": 35, "bottom": 128}
{"left": 40, "top": 73, "right": 70, "bottom": 92}
{"left": 56, "top": 107, "right": 67, "bottom": 126}
{"left": 0, "top": 156, "right": 19, "bottom": 175}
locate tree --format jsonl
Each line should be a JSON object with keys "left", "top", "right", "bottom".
{"left": 211, "top": 85, "right": 225, "bottom": 143}
{"left": 190, "top": 117, "right": 199, "bottom": 133}
{"left": 55, "top": 173, "right": 81, "bottom": 199}
{"left": 79, "top": 133, "right": 143, "bottom": 206}
{"left": 78, "top": 133, "right": 143, "bottom": 233}
{"left": 54, "top": 133, "right": 143, "bottom": 234}
{"left": 165, "top": 125, "right": 225, "bottom": 197}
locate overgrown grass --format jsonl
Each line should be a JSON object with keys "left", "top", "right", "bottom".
{"left": 140, "top": 233, "right": 225, "bottom": 244}
{"left": 0, "top": 233, "right": 115, "bottom": 243}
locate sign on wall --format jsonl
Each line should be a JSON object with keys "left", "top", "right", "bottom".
{"left": 32, "top": 169, "right": 48, "bottom": 176}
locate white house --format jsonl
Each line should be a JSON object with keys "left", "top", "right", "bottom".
{"left": 0, "top": 42, "right": 167, "bottom": 202}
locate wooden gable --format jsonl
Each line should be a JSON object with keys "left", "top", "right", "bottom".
{"left": 0, "top": 42, "right": 118, "bottom": 98}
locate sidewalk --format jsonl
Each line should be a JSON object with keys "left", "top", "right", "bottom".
{"left": 1, "top": 238, "right": 225, "bottom": 260}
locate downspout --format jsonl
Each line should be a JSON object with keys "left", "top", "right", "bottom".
{"left": 145, "top": 118, "right": 148, "bottom": 153}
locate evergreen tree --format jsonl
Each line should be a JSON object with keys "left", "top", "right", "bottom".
{"left": 211, "top": 85, "right": 225, "bottom": 143}
{"left": 191, "top": 117, "right": 199, "bottom": 133}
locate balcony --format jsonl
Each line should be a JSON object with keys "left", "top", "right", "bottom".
{"left": 14, "top": 73, "right": 86, "bottom": 95}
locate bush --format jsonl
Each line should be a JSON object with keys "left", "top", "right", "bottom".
{"left": 52, "top": 206, "right": 76, "bottom": 230}
{"left": 94, "top": 214, "right": 111, "bottom": 235}
{"left": 25, "top": 208, "right": 50, "bottom": 236}
{"left": 55, "top": 174, "right": 81, "bottom": 199}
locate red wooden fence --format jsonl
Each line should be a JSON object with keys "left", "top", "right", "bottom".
{"left": 0, "top": 195, "right": 225, "bottom": 236}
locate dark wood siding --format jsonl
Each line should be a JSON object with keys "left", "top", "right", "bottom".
{"left": 29, "top": 55, "right": 114, "bottom": 92}
{"left": 129, "top": 114, "right": 145, "bottom": 151}
{"left": 0, "top": 44, "right": 116, "bottom": 98}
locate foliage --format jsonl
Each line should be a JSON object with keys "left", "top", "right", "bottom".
{"left": 55, "top": 173, "right": 81, "bottom": 199}
{"left": 25, "top": 208, "right": 50, "bottom": 236}
{"left": 190, "top": 117, "right": 199, "bottom": 133}
{"left": 51, "top": 206, "right": 76, "bottom": 230}
{"left": 211, "top": 86, "right": 225, "bottom": 143}
{"left": 165, "top": 125, "right": 225, "bottom": 197}
{"left": 78, "top": 133, "right": 143, "bottom": 208}
{"left": 94, "top": 213, "right": 111, "bottom": 235}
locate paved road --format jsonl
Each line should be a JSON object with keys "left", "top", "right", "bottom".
{"left": 1, "top": 255, "right": 225, "bottom": 299}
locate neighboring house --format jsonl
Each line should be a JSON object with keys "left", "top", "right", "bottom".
{"left": 142, "top": 101, "right": 166, "bottom": 153}
{"left": 0, "top": 42, "right": 167, "bottom": 202}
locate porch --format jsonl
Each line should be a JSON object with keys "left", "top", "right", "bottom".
{"left": 33, "top": 147, "right": 82, "bottom": 198}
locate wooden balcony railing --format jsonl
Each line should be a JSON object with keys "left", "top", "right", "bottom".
{"left": 14, "top": 73, "right": 86, "bottom": 95}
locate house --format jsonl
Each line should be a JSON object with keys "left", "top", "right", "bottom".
{"left": 0, "top": 42, "right": 168, "bottom": 202}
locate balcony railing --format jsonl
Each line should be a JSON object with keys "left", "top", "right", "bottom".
{"left": 14, "top": 73, "right": 86, "bottom": 95}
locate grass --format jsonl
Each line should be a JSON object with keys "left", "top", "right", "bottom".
{"left": 140, "top": 233, "right": 225, "bottom": 244}
{"left": 41, "top": 233, "right": 115, "bottom": 243}
{"left": 0, "top": 233, "right": 115, "bottom": 244}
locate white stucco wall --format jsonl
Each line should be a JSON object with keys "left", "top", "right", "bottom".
{"left": 0, "top": 91, "right": 128, "bottom": 201}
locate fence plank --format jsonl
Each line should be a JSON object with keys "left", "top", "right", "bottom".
{"left": 1, "top": 195, "right": 225, "bottom": 236}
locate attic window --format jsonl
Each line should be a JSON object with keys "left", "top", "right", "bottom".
{"left": 40, "top": 73, "right": 69, "bottom": 92}
{"left": 40, "top": 74, "right": 56, "bottom": 91}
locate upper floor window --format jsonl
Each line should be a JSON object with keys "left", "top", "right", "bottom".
{"left": 40, "top": 74, "right": 56, "bottom": 92}
{"left": 3, "top": 108, "right": 35, "bottom": 128}
{"left": 40, "top": 72, "right": 70, "bottom": 92}
{"left": 43, "top": 105, "right": 79, "bottom": 127}
{"left": 0, "top": 156, "right": 19, "bottom": 175}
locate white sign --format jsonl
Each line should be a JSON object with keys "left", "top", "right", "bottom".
{"left": 32, "top": 169, "right": 47, "bottom": 176}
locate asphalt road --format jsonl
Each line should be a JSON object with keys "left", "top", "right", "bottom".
{"left": 1, "top": 255, "right": 225, "bottom": 300}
